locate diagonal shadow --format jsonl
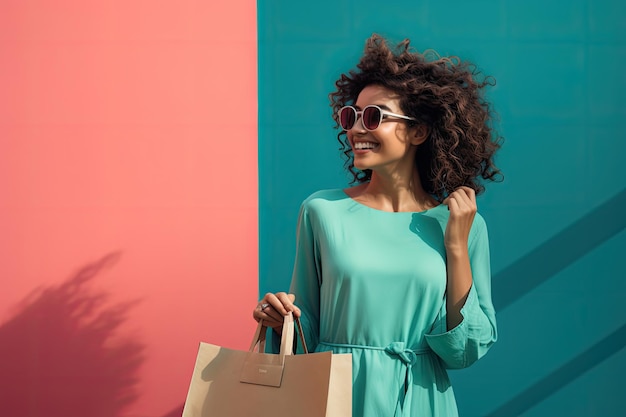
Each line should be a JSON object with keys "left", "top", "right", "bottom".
{"left": 492, "top": 188, "right": 626, "bottom": 311}
{"left": 485, "top": 323, "right": 626, "bottom": 417}
{"left": 487, "top": 188, "right": 626, "bottom": 415}
{"left": 0, "top": 253, "right": 145, "bottom": 417}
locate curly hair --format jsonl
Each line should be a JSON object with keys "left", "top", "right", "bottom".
{"left": 329, "top": 34, "right": 503, "bottom": 201}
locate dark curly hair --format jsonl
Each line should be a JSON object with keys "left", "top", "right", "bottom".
{"left": 330, "top": 34, "right": 503, "bottom": 201}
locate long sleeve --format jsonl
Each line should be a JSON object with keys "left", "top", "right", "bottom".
{"left": 289, "top": 203, "right": 322, "bottom": 353}
{"left": 270, "top": 201, "right": 322, "bottom": 354}
{"left": 424, "top": 214, "right": 497, "bottom": 369}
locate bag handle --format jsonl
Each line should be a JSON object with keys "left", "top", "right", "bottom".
{"left": 294, "top": 315, "right": 309, "bottom": 354}
{"left": 248, "top": 312, "right": 309, "bottom": 354}
{"left": 241, "top": 313, "right": 310, "bottom": 387}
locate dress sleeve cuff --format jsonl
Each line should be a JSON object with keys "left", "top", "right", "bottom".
{"left": 424, "top": 284, "right": 479, "bottom": 369}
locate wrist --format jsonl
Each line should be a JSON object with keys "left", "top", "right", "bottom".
{"left": 445, "top": 244, "right": 469, "bottom": 258}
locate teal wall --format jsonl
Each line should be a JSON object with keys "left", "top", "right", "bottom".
{"left": 258, "top": 1, "right": 626, "bottom": 415}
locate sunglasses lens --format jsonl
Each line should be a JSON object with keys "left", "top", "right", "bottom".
{"left": 362, "top": 106, "right": 381, "bottom": 130}
{"left": 339, "top": 107, "right": 356, "bottom": 130}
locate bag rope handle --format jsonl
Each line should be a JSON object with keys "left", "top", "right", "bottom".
{"left": 250, "top": 312, "right": 309, "bottom": 355}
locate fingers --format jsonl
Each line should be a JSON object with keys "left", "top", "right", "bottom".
{"left": 446, "top": 186, "right": 475, "bottom": 203}
{"left": 455, "top": 186, "right": 476, "bottom": 207}
{"left": 252, "top": 292, "right": 301, "bottom": 328}
{"left": 284, "top": 293, "right": 300, "bottom": 317}
{"left": 443, "top": 187, "right": 478, "bottom": 251}
{"left": 443, "top": 187, "right": 476, "bottom": 215}
{"left": 446, "top": 196, "right": 460, "bottom": 212}
{"left": 256, "top": 306, "right": 283, "bottom": 328}
{"left": 266, "top": 292, "right": 291, "bottom": 315}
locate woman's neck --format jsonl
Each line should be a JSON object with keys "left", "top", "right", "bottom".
{"left": 355, "top": 171, "right": 438, "bottom": 213}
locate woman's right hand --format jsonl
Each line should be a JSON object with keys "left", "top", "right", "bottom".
{"left": 252, "top": 292, "right": 301, "bottom": 335}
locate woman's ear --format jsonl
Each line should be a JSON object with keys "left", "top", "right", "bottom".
{"left": 410, "top": 124, "right": 429, "bottom": 146}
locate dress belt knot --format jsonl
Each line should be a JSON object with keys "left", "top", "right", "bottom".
{"left": 384, "top": 342, "right": 419, "bottom": 417}
{"left": 385, "top": 341, "right": 418, "bottom": 366}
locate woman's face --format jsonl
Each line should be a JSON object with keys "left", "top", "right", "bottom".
{"left": 347, "top": 85, "right": 425, "bottom": 175}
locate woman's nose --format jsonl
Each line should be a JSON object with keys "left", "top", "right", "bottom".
{"left": 349, "top": 116, "right": 366, "bottom": 133}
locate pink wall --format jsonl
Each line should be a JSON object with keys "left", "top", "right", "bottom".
{"left": 0, "top": 1, "right": 258, "bottom": 416}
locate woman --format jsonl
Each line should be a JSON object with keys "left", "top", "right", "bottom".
{"left": 253, "top": 34, "right": 502, "bottom": 417}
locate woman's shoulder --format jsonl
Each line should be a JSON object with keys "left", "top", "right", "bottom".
{"left": 297, "top": 189, "right": 349, "bottom": 226}
{"left": 301, "top": 188, "right": 348, "bottom": 209}
{"left": 303, "top": 183, "right": 367, "bottom": 209}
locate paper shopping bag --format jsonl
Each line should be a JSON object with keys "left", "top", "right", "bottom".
{"left": 181, "top": 312, "right": 352, "bottom": 417}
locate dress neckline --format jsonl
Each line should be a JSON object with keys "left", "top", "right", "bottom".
{"left": 341, "top": 189, "right": 442, "bottom": 214}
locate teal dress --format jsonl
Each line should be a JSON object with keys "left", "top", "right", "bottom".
{"left": 282, "top": 189, "right": 497, "bottom": 417}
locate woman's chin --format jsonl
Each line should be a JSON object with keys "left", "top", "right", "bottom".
{"left": 353, "top": 158, "right": 371, "bottom": 171}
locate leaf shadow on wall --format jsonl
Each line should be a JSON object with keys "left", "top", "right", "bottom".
{"left": 0, "top": 253, "right": 145, "bottom": 417}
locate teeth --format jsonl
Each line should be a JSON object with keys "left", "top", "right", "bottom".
{"left": 354, "top": 142, "right": 378, "bottom": 150}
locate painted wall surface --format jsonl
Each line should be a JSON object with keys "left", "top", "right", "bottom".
{"left": 0, "top": 2, "right": 258, "bottom": 416}
{"left": 258, "top": 1, "right": 626, "bottom": 416}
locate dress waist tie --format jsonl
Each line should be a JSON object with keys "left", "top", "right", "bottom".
{"left": 319, "top": 341, "right": 431, "bottom": 417}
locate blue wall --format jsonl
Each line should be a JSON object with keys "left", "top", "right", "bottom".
{"left": 258, "top": 1, "right": 626, "bottom": 415}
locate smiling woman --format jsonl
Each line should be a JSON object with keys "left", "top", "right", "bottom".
{"left": 341, "top": 85, "right": 428, "bottom": 178}
{"left": 332, "top": 37, "right": 502, "bottom": 201}
{"left": 252, "top": 34, "right": 502, "bottom": 417}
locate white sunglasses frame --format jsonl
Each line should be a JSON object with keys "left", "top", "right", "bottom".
{"left": 338, "top": 105, "right": 417, "bottom": 132}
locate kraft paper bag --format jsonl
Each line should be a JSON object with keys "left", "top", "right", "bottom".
{"left": 181, "top": 312, "right": 352, "bottom": 417}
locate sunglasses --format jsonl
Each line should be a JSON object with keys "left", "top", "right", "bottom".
{"left": 338, "top": 105, "right": 417, "bottom": 131}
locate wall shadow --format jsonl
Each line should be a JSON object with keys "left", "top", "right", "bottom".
{"left": 492, "top": 188, "right": 626, "bottom": 311}
{"left": 486, "top": 188, "right": 626, "bottom": 415}
{"left": 485, "top": 323, "right": 626, "bottom": 417}
{"left": 0, "top": 253, "right": 145, "bottom": 417}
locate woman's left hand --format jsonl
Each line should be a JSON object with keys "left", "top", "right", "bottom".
{"left": 443, "top": 186, "right": 477, "bottom": 253}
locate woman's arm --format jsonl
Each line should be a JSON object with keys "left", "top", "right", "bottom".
{"left": 424, "top": 186, "right": 497, "bottom": 369}
{"left": 443, "top": 186, "right": 477, "bottom": 330}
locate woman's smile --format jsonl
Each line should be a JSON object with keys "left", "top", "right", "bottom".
{"left": 352, "top": 140, "right": 380, "bottom": 153}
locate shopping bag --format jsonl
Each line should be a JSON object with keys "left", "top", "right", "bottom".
{"left": 181, "top": 312, "right": 352, "bottom": 417}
